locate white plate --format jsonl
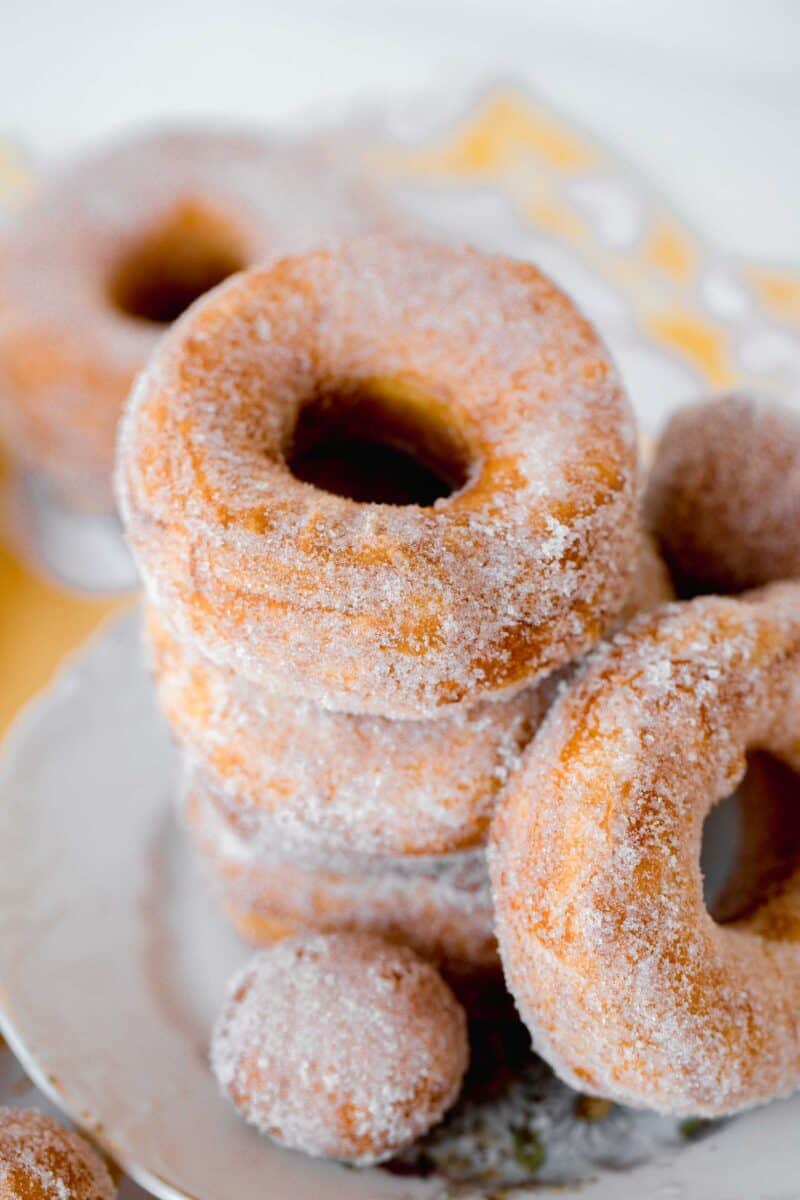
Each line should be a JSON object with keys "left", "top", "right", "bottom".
{"left": 1, "top": 612, "right": 800, "bottom": 1200}
{"left": 0, "top": 614, "right": 427, "bottom": 1200}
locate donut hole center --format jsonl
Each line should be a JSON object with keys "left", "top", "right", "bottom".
{"left": 702, "top": 751, "right": 800, "bottom": 923}
{"left": 110, "top": 200, "right": 248, "bottom": 325}
{"left": 288, "top": 380, "right": 473, "bottom": 506}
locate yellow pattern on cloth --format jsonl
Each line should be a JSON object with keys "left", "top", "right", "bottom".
{"left": 0, "top": 471, "right": 123, "bottom": 734}
{"left": 0, "top": 85, "right": 798, "bottom": 736}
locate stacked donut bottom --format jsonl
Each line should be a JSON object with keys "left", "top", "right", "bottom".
{"left": 150, "top": 610, "right": 530, "bottom": 1005}
{"left": 148, "top": 608, "right": 512, "bottom": 988}
{"left": 146, "top": 530, "right": 671, "bottom": 1014}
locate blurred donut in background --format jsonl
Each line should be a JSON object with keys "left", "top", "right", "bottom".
{"left": 646, "top": 393, "right": 800, "bottom": 595}
{"left": 0, "top": 126, "right": 398, "bottom": 509}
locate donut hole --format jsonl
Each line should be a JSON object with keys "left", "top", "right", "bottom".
{"left": 702, "top": 751, "right": 800, "bottom": 923}
{"left": 110, "top": 200, "right": 249, "bottom": 324}
{"left": 288, "top": 379, "right": 474, "bottom": 506}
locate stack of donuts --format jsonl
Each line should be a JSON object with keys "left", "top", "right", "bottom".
{"left": 5, "top": 124, "right": 800, "bottom": 1178}
{"left": 118, "top": 230, "right": 800, "bottom": 1163}
{"left": 117, "top": 234, "right": 672, "bottom": 996}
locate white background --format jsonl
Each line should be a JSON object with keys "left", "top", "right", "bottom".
{"left": 2, "top": 0, "right": 799, "bottom": 262}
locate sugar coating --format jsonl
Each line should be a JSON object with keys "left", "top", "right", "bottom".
{"left": 0, "top": 126, "right": 397, "bottom": 508}
{"left": 490, "top": 581, "right": 800, "bottom": 1117}
{"left": 148, "top": 605, "right": 550, "bottom": 858}
{"left": 117, "top": 235, "right": 639, "bottom": 717}
{"left": 0, "top": 1107, "right": 116, "bottom": 1199}
{"left": 646, "top": 392, "right": 800, "bottom": 593}
{"left": 210, "top": 932, "right": 469, "bottom": 1164}
{"left": 181, "top": 764, "right": 499, "bottom": 972}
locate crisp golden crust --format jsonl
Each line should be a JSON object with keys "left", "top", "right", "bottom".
{"left": 0, "top": 128, "right": 395, "bottom": 508}
{"left": 490, "top": 583, "right": 800, "bottom": 1116}
{"left": 0, "top": 1107, "right": 116, "bottom": 1199}
{"left": 118, "top": 236, "right": 638, "bottom": 717}
{"left": 646, "top": 393, "right": 800, "bottom": 594}
{"left": 210, "top": 933, "right": 468, "bottom": 1164}
{"left": 182, "top": 766, "right": 499, "bottom": 973}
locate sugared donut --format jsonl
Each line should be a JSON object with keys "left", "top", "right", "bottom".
{"left": 0, "top": 1107, "right": 116, "bottom": 1199}
{"left": 211, "top": 932, "right": 468, "bottom": 1164}
{"left": 118, "top": 236, "right": 638, "bottom": 718}
{"left": 0, "top": 128, "right": 396, "bottom": 509}
{"left": 182, "top": 765, "right": 499, "bottom": 974}
{"left": 645, "top": 392, "right": 800, "bottom": 594}
{"left": 490, "top": 582, "right": 800, "bottom": 1116}
{"left": 149, "top": 607, "right": 549, "bottom": 858}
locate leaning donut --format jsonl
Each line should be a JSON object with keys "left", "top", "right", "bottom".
{"left": 645, "top": 392, "right": 800, "bottom": 594}
{"left": 118, "top": 236, "right": 638, "bottom": 718}
{"left": 182, "top": 764, "right": 499, "bottom": 975}
{"left": 0, "top": 127, "right": 395, "bottom": 508}
{"left": 491, "top": 582, "right": 800, "bottom": 1116}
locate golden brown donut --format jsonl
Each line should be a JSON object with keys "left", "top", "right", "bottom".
{"left": 645, "top": 392, "right": 800, "bottom": 594}
{"left": 0, "top": 128, "right": 395, "bottom": 508}
{"left": 181, "top": 763, "right": 499, "bottom": 974}
{"left": 118, "top": 236, "right": 639, "bottom": 718}
{"left": 0, "top": 1107, "right": 116, "bottom": 1199}
{"left": 491, "top": 582, "right": 800, "bottom": 1116}
{"left": 210, "top": 933, "right": 468, "bottom": 1164}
